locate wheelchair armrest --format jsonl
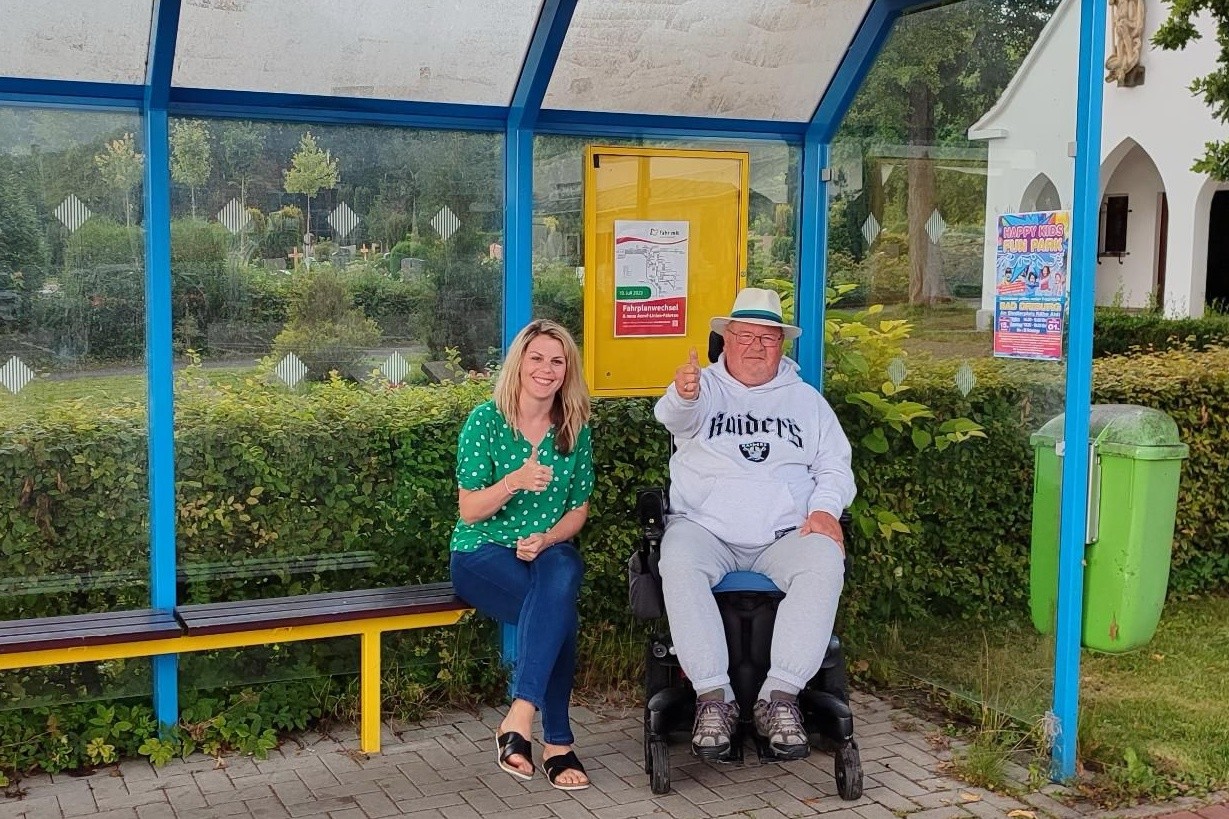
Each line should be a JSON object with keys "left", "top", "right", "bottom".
{"left": 635, "top": 487, "right": 669, "bottom": 558}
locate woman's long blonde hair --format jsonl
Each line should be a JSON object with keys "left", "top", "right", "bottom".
{"left": 493, "top": 319, "right": 590, "bottom": 454}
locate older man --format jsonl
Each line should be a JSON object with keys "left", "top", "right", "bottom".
{"left": 654, "top": 287, "right": 856, "bottom": 761}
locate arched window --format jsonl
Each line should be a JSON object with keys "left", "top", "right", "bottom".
{"left": 1021, "top": 174, "right": 1062, "bottom": 212}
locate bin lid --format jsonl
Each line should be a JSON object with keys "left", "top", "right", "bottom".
{"left": 1030, "top": 404, "right": 1189, "bottom": 459}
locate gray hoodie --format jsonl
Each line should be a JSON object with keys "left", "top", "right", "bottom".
{"left": 654, "top": 355, "right": 856, "bottom": 548}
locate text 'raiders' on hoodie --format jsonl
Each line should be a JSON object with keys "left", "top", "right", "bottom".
{"left": 653, "top": 354, "right": 857, "bottom": 548}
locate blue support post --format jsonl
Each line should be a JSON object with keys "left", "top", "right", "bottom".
{"left": 1051, "top": 0, "right": 1107, "bottom": 781}
{"left": 796, "top": 137, "right": 830, "bottom": 388}
{"left": 504, "top": 126, "right": 535, "bottom": 352}
{"left": 798, "top": 0, "right": 908, "bottom": 387}
{"left": 502, "top": 0, "right": 578, "bottom": 354}
{"left": 497, "top": 0, "right": 579, "bottom": 669}
{"left": 144, "top": 0, "right": 183, "bottom": 732}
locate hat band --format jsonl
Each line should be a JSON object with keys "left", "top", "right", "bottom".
{"left": 729, "top": 309, "right": 784, "bottom": 323}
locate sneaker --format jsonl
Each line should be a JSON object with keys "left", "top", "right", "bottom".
{"left": 691, "top": 699, "right": 739, "bottom": 759}
{"left": 753, "top": 698, "right": 810, "bottom": 760}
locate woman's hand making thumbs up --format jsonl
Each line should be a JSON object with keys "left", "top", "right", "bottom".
{"left": 507, "top": 448, "right": 553, "bottom": 493}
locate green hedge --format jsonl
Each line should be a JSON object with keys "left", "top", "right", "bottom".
{"left": 2, "top": 349, "right": 1228, "bottom": 779}
{"left": 2, "top": 351, "right": 1225, "bottom": 630}
{"left": 1094, "top": 309, "right": 1229, "bottom": 357}
{"left": 1092, "top": 347, "right": 1229, "bottom": 591}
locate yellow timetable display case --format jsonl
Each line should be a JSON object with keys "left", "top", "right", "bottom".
{"left": 583, "top": 146, "right": 749, "bottom": 398}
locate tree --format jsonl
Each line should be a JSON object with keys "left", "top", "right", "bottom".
{"left": 841, "top": 0, "right": 1058, "bottom": 305}
{"left": 219, "top": 121, "right": 265, "bottom": 210}
{"left": 170, "top": 119, "right": 212, "bottom": 219}
{"left": 283, "top": 131, "right": 339, "bottom": 246}
{"left": 1154, "top": 0, "right": 1229, "bottom": 179}
{"left": 219, "top": 121, "right": 266, "bottom": 262}
{"left": 94, "top": 132, "right": 143, "bottom": 229}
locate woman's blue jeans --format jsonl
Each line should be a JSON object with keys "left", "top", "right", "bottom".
{"left": 450, "top": 542, "right": 583, "bottom": 745}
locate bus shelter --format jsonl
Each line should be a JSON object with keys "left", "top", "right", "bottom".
{"left": 0, "top": 0, "right": 1109, "bottom": 780}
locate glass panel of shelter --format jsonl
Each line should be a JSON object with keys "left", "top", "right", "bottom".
{"left": 542, "top": 0, "right": 873, "bottom": 120}
{"left": 164, "top": 116, "right": 505, "bottom": 696}
{"left": 826, "top": 0, "right": 1075, "bottom": 743}
{"left": 1, "top": 0, "right": 153, "bottom": 84}
{"left": 0, "top": 104, "right": 152, "bottom": 705}
{"left": 172, "top": 0, "right": 545, "bottom": 105}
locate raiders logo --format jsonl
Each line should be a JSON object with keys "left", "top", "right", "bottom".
{"left": 739, "top": 441, "right": 770, "bottom": 463}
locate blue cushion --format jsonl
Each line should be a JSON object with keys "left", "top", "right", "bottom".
{"left": 711, "top": 571, "right": 781, "bottom": 594}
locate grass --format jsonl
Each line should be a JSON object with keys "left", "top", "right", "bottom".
{"left": 830, "top": 301, "right": 993, "bottom": 362}
{"left": 0, "top": 365, "right": 252, "bottom": 419}
{"left": 858, "top": 595, "right": 1229, "bottom": 802}
{"left": 0, "top": 347, "right": 433, "bottom": 425}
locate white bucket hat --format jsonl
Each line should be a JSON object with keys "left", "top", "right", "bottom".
{"left": 709, "top": 287, "right": 801, "bottom": 340}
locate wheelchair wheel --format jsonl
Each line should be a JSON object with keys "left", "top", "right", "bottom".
{"left": 648, "top": 738, "right": 671, "bottom": 795}
{"left": 642, "top": 710, "right": 653, "bottom": 774}
{"left": 834, "top": 741, "right": 863, "bottom": 801}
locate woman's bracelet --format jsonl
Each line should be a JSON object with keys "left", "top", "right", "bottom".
{"left": 502, "top": 476, "right": 518, "bottom": 495}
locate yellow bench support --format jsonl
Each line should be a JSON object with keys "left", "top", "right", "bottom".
{"left": 0, "top": 608, "right": 471, "bottom": 754}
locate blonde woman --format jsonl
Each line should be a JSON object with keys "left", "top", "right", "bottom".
{"left": 449, "top": 319, "right": 594, "bottom": 791}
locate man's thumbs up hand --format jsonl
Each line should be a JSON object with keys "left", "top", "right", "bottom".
{"left": 674, "top": 347, "right": 702, "bottom": 401}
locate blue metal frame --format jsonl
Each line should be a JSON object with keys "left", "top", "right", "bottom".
{"left": 0, "top": 77, "right": 143, "bottom": 109}
{"left": 796, "top": 0, "right": 908, "bottom": 387}
{"left": 144, "top": 0, "right": 183, "bottom": 731}
{"left": 535, "top": 109, "right": 807, "bottom": 142}
{"left": 1052, "top": 0, "right": 1108, "bottom": 782}
{"left": 169, "top": 87, "right": 506, "bottom": 131}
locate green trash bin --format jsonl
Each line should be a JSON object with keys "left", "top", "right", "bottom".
{"left": 1029, "top": 404, "right": 1188, "bottom": 652}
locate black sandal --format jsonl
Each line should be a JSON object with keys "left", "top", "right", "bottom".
{"left": 541, "top": 750, "right": 590, "bottom": 791}
{"left": 495, "top": 730, "right": 534, "bottom": 780}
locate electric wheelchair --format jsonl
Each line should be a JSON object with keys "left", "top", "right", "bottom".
{"left": 629, "top": 334, "right": 863, "bottom": 798}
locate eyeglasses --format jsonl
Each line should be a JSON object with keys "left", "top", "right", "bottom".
{"left": 727, "top": 330, "right": 783, "bottom": 348}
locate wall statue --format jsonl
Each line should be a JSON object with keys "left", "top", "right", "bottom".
{"left": 1105, "top": 0, "right": 1146, "bottom": 86}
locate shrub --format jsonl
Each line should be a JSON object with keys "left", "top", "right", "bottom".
{"left": 170, "top": 219, "right": 230, "bottom": 268}
{"left": 269, "top": 267, "right": 381, "bottom": 380}
{"left": 388, "top": 236, "right": 437, "bottom": 277}
{"left": 1092, "top": 309, "right": 1229, "bottom": 357}
{"left": 29, "top": 264, "right": 145, "bottom": 363}
{"left": 532, "top": 263, "right": 583, "bottom": 343}
{"left": 422, "top": 256, "right": 502, "bottom": 370}
{"left": 346, "top": 267, "right": 432, "bottom": 322}
{"left": 1092, "top": 346, "right": 1229, "bottom": 592}
{"left": 64, "top": 219, "right": 142, "bottom": 270}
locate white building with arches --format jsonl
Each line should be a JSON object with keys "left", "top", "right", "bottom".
{"left": 969, "top": 0, "right": 1227, "bottom": 318}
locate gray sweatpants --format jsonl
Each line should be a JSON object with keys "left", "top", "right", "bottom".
{"left": 658, "top": 517, "right": 845, "bottom": 696}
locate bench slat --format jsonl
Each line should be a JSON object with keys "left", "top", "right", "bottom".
{"left": 175, "top": 582, "right": 455, "bottom": 617}
{"left": 0, "top": 610, "right": 182, "bottom": 653}
{"left": 176, "top": 584, "right": 467, "bottom": 635}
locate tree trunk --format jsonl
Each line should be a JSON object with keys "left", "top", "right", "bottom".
{"left": 906, "top": 81, "right": 949, "bottom": 306}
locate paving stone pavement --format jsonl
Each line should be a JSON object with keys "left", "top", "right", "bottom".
{"left": 1, "top": 691, "right": 1218, "bottom": 819}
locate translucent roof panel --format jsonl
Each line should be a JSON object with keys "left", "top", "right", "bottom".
{"left": 543, "top": 0, "right": 873, "bottom": 121}
{"left": 3, "top": 1, "right": 153, "bottom": 85}
{"left": 173, "top": 0, "right": 544, "bottom": 105}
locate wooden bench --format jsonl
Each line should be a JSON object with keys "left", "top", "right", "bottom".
{"left": 0, "top": 584, "right": 471, "bottom": 753}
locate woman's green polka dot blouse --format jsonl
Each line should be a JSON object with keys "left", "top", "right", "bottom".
{"left": 449, "top": 400, "right": 594, "bottom": 553}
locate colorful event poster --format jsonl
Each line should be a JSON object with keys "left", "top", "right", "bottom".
{"left": 613, "top": 220, "right": 689, "bottom": 337}
{"left": 993, "top": 211, "right": 1070, "bottom": 361}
